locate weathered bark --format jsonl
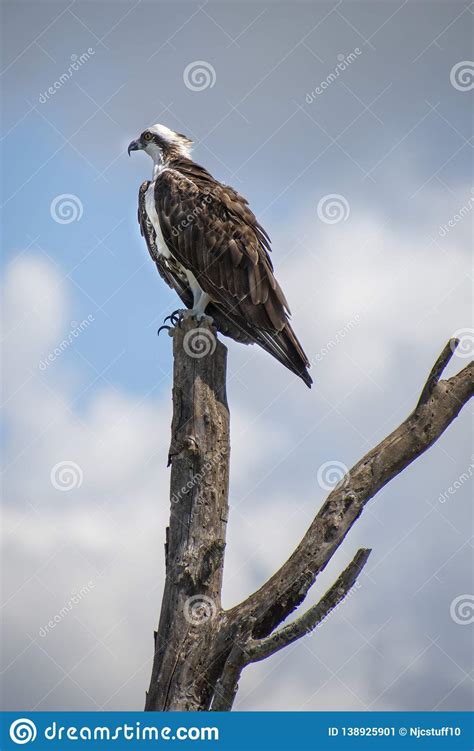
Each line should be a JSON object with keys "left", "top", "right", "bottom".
{"left": 211, "top": 547, "right": 372, "bottom": 710}
{"left": 145, "top": 330, "right": 472, "bottom": 711}
{"left": 226, "top": 341, "right": 473, "bottom": 644}
{"left": 145, "top": 317, "right": 230, "bottom": 711}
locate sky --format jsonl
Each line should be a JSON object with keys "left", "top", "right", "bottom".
{"left": 1, "top": 0, "right": 473, "bottom": 712}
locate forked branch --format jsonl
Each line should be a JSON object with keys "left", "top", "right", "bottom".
{"left": 211, "top": 548, "right": 370, "bottom": 710}
{"left": 227, "top": 339, "right": 472, "bottom": 639}
{"left": 244, "top": 547, "right": 371, "bottom": 664}
{"left": 211, "top": 340, "right": 472, "bottom": 709}
{"left": 147, "top": 326, "right": 472, "bottom": 713}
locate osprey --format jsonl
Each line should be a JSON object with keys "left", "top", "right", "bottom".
{"left": 128, "top": 123, "right": 312, "bottom": 387}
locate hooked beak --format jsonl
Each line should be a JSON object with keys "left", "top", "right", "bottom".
{"left": 127, "top": 139, "right": 142, "bottom": 156}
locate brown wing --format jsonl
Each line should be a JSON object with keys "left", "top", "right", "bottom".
{"left": 138, "top": 180, "right": 253, "bottom": 344}
{"left": 154, "top": 161, "right": 312, "bottom": 387}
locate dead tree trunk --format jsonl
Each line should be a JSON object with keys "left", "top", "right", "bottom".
{"left": 145, "top": 318, "right": 230, "bottom": 710}
{"left": 145, "top": 322, "right": 472, "bottom": 711}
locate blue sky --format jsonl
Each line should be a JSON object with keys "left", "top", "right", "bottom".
{"left": 1, "top": 0, "right": 473, "bottom": 711}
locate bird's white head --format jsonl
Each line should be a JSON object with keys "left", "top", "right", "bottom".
{"left": 128, "top": 123, "right": 193, "bottom": 166}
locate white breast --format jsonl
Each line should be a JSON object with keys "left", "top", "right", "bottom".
{"left": 144, "top": 175, "right": 205, "bottom": 301}
{"left": 145, "top": 181, "right": 170, "bottom": 258}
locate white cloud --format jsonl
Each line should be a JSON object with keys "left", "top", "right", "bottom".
{"left": 1, "top": 255, "right": 290, "bottom": 709}
{"left": 281, "top": 201, "right": 469, "bottom": 392}
{"left": 1, "top": 177, "right": 471, "bottom": 712}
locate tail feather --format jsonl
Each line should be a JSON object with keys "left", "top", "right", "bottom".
{"left": 255, "top": 325, "right": 313, "bottom": 388}
{"left": 208, "top": 303, "right": 312, "bottom": 388}
{"left": 165, "top": 286, "right": 313, "bottom": 387}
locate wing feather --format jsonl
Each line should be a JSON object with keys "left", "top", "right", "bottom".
{"left": 149, "top": 160, "right": 312, "bottom": 386}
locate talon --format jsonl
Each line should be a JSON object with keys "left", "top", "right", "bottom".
{"left": 157, "top": 324, "right": 172, "bottom": 336}
{"left": 163, "top": 309, "right": 182, "bottom": 326}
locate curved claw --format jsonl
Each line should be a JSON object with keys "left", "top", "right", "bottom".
{"left": 163, "top": 309, "right": 182, "bottom": 326}
{"left": 157, "top": 324, "right": 172, "bottom": 337}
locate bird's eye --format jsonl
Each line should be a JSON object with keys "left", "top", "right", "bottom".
{"left": 143, "top": 132, "right": 153, "bottom": 141}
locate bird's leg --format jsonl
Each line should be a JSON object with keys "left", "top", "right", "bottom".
{"left": 180, "top": 272, "right": 214, "bottom": 323}
{"left": 157, "top": 288, "right": 213, "bottom": 336}
{"left": 182, "top": 291, "right": 214, "bottom": 323}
